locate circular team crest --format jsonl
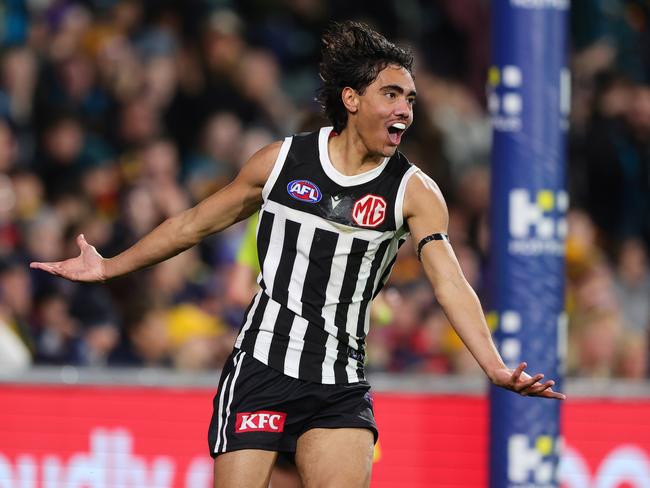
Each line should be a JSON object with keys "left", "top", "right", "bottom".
{"left": 287, "top": 179, "right": 322, "bottom": 203}
{"left": 352, "top": 194, "right": 387, "bottom": 227}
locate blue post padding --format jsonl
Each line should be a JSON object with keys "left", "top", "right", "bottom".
{"left": 487, "top": 1, "right": 568, "bottom": 487}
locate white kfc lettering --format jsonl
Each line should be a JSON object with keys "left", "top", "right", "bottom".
{"left": 236, "top": 411, "right": 286, "bottom": 433}
{"left": 240, "top": 415, "right": 258, "bottom": 431}
{"left": 258, "top": 413, "right": 270, "bottom": 429}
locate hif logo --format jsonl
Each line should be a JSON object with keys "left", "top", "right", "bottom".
{"left": 508, "top": 188, "right": 568, "bottom": 256}
{"left": 287, "top": 180, "right": 322, "bottom": 203}
{"left": 487, "top": 65, "right": 523, "bottom": 132}
{"left": 508, "top": 434, "right": 560, "bottom": 487}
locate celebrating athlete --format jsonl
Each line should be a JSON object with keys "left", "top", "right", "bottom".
{"left": 31, "top": 21, "right": 565, "bottom": 488}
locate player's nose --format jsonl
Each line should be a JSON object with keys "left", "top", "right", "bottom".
{"left": 393, "top": 97, "right": 412, "bottom": 119}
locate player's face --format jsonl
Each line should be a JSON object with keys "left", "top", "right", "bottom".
{"left": 354, "top": 65, "right": 416, "bottom": 157}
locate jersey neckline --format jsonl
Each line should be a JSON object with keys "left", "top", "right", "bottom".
{"left": 318, "top": 126, "right": 390, "bottom": 187}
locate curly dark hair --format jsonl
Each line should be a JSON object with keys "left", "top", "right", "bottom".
{"left": 317, "top": 21, "right": 414, "bottom": 133}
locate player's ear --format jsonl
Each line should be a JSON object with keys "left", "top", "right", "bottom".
{"left": 342, "top": 87, "right": 359, "bottom": 114}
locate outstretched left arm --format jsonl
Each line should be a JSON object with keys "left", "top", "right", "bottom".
{"left": 403, "top": 170, "right": 565, "bottom": 400}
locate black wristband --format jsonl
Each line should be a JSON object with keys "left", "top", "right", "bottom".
{"left": 417, "top": 233, "right": 450, "bottom": 260}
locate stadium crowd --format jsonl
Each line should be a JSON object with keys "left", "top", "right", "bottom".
{"left": 0, "top": 0, "right": 648, "bottom": 379}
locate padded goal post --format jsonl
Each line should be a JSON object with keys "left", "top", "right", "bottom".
{"left": 487, "top": 1, "right": 569, "bottom": 487}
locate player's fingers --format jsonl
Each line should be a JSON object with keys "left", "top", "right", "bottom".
{"left": 540, "top": 389, "right": 567, "bottom": 400}
{"left": 523, "top": 379, "right": 566, "bottom": 400}
{"left": 76, "top": 233, "right": 88, "bottom": 250}
{"left": 528, "top": 380, "right": 554, "bottom": 396}
{"left": 518, "top": 373, "right": 543, "bottom": 392}
{"left": 29, "top": 262, "right": 58, "bottom": 274}
{"left": 510, "top": 362, "right": 527, "bottom": 382}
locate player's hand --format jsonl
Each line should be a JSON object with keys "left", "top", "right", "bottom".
{"left": 30, "top": 234, "right": 107, "bottom": 283}
{"left": 491, "top": 362, "right": 566, "bottom": 400}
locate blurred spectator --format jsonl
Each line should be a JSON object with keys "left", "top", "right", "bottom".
{"left": 10, "top": 170, "right": 44, "bottom": 222}
{"left": 116, "top": 97, "right": 161, "bottom": 150}
{"left": 167, "top": 303, "right": 232, "bottom": 370}
{"left": 0, "top": 309, "right": 32, "bottom": 372}
{"left": 0, "top": 316, "right": 31, "bottom": 370}
{"left": 417, "top": 73, "right": 491, "bottom": 177}
{"left": 571, "top": 310, "right": 621, "bottom": 378}
{"left": 612, "top": 239, "right": 650, "bottom": 334}
{"left": 68, "top": 284, "right": 120, "bottom": 366}
{"left": 0, "top": 257, "right": 32, "bottom": 372}
{"left": 35, "top": 112, "right": 86, "bottom": 200}
{"left": 109, "top": 302, "right": 171, "bottom": 367}
{"left": 615, "top": 330, "right": 648, "bottom": 380}
{"left": 0, "top": 45, "right": 38, "bottom": 167}
{"left": 0, "top": 120, "right": 18, "bottom": 173}
{"left": 184, "top": 111, "right": 243, "bottom": 195}
{"left": 32, "top": 287, "right": 79, "bottom": 365}
{"left": 0, "top": 173, "right": 19, "bottom": 256}
{"left": 24, "top": 209, "right": 65, "bottom": 264}
{"left": 0, "top": 256, "right": 34, "bottom": 359}
{"left": 236, "top": 48, "right": 299, "bottom": 133}
{"left": 199, "top": 9, "right": 257, "bottom": 124}
{"left": 138, "top": 137, "right": 189, "bottom": 216}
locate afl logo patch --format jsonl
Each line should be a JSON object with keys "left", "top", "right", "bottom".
{"left": 352, "top": 194, "right": 387, "bottom": 227}
{"left": 287, "top": 180, "right": 322, "bottom": 203}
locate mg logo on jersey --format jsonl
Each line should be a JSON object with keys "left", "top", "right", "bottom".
{"left": 352, "top": 194, "right": 387, "bottom": 228}
{"left": 287, "top": 180, "right": 322, "bottom": 203}
{"left": 235, "top": 411, "right": 287, "bottom": 433}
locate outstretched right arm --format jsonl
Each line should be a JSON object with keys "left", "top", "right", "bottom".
{"left": 30, "top": 141, "right": 282, "bottom": 282}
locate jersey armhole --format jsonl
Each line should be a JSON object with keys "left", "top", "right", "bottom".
{"left": 394, "top": 165, "right": 420, "bottom": 233}
{"left": 261, "top": 136, "right": 293, "bottom": 202}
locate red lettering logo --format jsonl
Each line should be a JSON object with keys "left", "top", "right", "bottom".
{"left": 235, "top": 411, "right": 287, "bottom": 433}
{"left": 352, "top": 194, "right": 387, "bottom": 227}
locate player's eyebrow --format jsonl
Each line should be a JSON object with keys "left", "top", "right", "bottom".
{"left": 381, "top": 84, "right": 417, "bottom": 98}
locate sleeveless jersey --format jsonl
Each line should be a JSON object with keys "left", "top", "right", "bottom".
{"left": 234, "top": 126, "right": 419, "bottom": 384}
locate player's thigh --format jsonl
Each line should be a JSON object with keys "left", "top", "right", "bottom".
{"left": 295, "top": 428, "right": 374, "bottom": 488}
{"left": 213, "top": 449, "right": 277, "bottom": 488}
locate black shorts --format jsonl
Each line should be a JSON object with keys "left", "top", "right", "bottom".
{"left": 208, "top": 349, "right": 378, "bottom": 458}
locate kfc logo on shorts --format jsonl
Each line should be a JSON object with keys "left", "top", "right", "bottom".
{"left": 352, "top": 194, "right": 387, "bottom": 228}
{"left": 236, "top": 411, "right": 287, "bottom": 433}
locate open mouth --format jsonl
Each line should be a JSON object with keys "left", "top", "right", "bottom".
{"left": 387, "top": 122, "right": 406, "bottom": 145}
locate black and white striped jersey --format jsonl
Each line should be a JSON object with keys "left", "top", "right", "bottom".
{"left": 234, "top": 126, "right": 420, "bottom": 384}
